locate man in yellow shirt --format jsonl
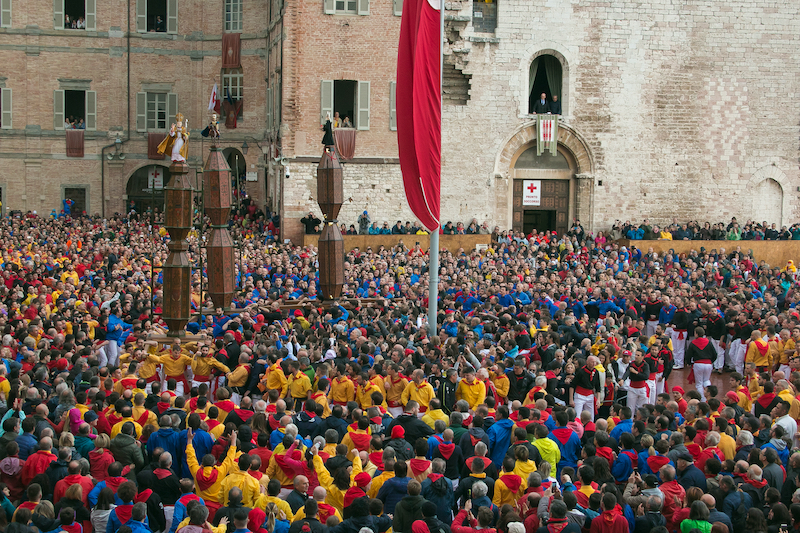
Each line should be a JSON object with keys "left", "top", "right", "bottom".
{"left": 490, "top": 364, "right": 510, "bottom": 404}
{"left": 402, "top": 369, "right": 434, "bottom": 416}
{"left": 191, "top": 343, "right": 230, "bottom": 390}
{"left": 745, "top": 330, "right": 772, "bottom": 371}
{"left": 421, "top": 398, "right": 449, "bottom": 429}
{"left": 157, "top": 342, "right": 193, "bottom": 396}
{"left": 226, "top": 354, "right": 251, "bottom": 405}
{"left": 287, "top": 361, "right": 312, "bottom": 411}
{"left": 218, "top": 454, "right": 261, "bottom": 508}
{"left": 186, "top": 428, "right": 237, "bottom": 518}
{"left": 456, "top": 368, "right": 486, "bottom": 411}
{"left": 329, "top": 366, "right": 355, "bottom": 407}
{"left": 110, "top": 406, "right": 143, "bottom": 438}
{"left": 259, "top": 354, "right": 288, "bottom": 396}
{"left": 356, "top": 373, "right": 385, "bottom": 410}
{"left": 384, "top": 364, "right": 408, "bottom": 417}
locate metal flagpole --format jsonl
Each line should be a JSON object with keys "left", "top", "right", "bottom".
{"left": 427, "top": 0, "right": 444, "bottom": 338}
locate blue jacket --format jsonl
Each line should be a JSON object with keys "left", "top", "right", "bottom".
{"left": 146, "top": 428, "right": 181, "bottom": 463}
{"left": 486, "top": 418, "right": 514, "bottom": 467}
{"left": 106, "top": 506, "right": 150, "bottom": 533}
{"left": 169, "top": 494, "right": 205, "bottom": 533}
{"left": 609, "top": 419, "right": 633, "bottom": 442}
{"left": 377, "top": 476, "right": 411, "bottom": 514}
{"left": 17, "top": 432, "right": 37, "bottom": 459}
{"left": 548, "top": 427, "right": 582, "bottom": 475}
{"left": 612, "top": 449, "right": 637, "bottom": 483}
{"left": 659, "top": 305, "right": 677, "bottom": 324}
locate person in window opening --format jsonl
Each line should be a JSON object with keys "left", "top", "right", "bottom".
{"left": 550, "top": 95, "right": 562, "bottom": 115}
{"left": 64, "top": 15, "right": 71, "bottom": 28}
{"left": 333, "top": 112, "right": 342, "bottom": 128}
{"left": 77, "top": 119, "right": 85, "bottom": 130}
{"left": 342, "top": 116, "right": 353, "bottom": 127}
{"left": 533, "top": 92, "right": 550, "bottom": 114}
{"left": 154, "top": 16, "right": 166, "bottom": 32}
{"left": 300, "top": 211, "right": 321, "bottom": 235}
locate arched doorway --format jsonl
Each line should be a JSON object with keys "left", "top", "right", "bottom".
{"left": 126, "top": 165, "right": 169, "bottom": 214}
{"left": 222, "top": 147, "right": 247, "bottom": 205}
{"left": 752, "top": 178, "right": 783, "bottom": 226}
{"left": 511, "top": 145, "right": 575, "bottom": 235}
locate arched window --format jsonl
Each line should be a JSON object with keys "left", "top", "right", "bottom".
{"left": 528, "top": 54, "right": 562, "bottom": 114}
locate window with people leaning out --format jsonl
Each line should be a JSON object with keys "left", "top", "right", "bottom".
{"left": 63, "top": 0, "right": 86, "bottom": 29}
{"left": 147, "top": 0, "right": 168, "bottom": 32}
{"left": 63, "top": 90, "right": 86, "bottom": 130}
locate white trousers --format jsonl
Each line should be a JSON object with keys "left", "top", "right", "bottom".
{"left": 655, "top": 373, "right": 666, "bottom": 397}
{"left": 710, "top": 339, "right": 725, "bottom": 370}
{"left": 627, "top": 386, "right": 648, "bottom": 414}
{"left": 646, "top": 379, "right": 657, "bottom": 404}
{"left": 388, "top": 407, "right": 404, "bottom": 418}
{"left": 646, "top": 321, "right": 659, "bottom": 339}
{"left": 731, "top": 340, "right": 747, "bottom": 374}
{"left": 671, "top": 330, "right": 687, "bottom": 368}
{"left": 694, "top": 363, "right": 713, "bottom": 401}
{"left": 163, "top": 506, "right": 175, "bottom": 533}
{"left": 107, "top": 342, "right": 121, "bottom": 367}
{"left": 574, "top": 392, "right": 595, "bottom": 421}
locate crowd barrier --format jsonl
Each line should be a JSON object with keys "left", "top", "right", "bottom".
{"left": 616, "top": 239, "right": 800, "bottom": 267}
{"left": 302, "top": 234, "right": 492, "bottom": 252}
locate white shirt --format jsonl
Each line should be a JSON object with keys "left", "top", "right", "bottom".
{"left": 776, "top": 414, "right": 797, "bottom": 441}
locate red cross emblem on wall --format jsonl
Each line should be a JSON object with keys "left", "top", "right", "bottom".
{"left": 527, "top": 182, "right": 537, "bottom": 193}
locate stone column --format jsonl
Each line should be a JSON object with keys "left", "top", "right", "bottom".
{"left": 162, "top": 161, "right": 193, "bottom": 336}
{"left": 574, "top": 173, "right": 594, "bottom": 231}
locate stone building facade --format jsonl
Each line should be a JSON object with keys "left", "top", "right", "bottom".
{"left": 277, "top": 0, "right": 800, "bottom": 243}
{"left": 0, "top": 0, "right": 280, "bottom": 218}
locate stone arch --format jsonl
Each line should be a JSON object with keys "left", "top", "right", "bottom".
{"left": 519, "top": 46, "right": 573, "bottom": 117}
{"left": 748, "top": 165, "right": 788, "bottom": 226}
{"left": 494, "top": 120, "right": 594, "bottom": 177}
{"left": 125, "top": 163, "right": 170, "bottom": 214}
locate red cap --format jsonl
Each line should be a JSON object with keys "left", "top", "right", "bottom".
{"left": 391, "top": 426, "right": 405, "bottom": 439}
{"left": 294, "top": 310, "right": 303, "bottom": 317}
{"left": 56, "top": 358, "right": 69, "bottom": 371}
{"left": 672, "top": 386, "right": 684, "bottom": 395}
{"left": 354, "top": 472, "right": 372, "bottom": 487}
{"left": 726, "top": 391, "right": 740, "bottom": 402}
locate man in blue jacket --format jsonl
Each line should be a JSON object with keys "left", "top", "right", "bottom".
{"left": 609, "top": 406, "right": 634, "bottom": 442}
{"left": 486, "top": 405, "right": 514, "bottom": 467}
{"left": 548, "top": 409, "right": 582, "bottom": 477}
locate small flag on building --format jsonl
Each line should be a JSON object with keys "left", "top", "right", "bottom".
{"left": 208, "top": 83, "right": 218, "bottom": 112}
{"left": 537, "top": 114, "right": 558, "bottom": 156}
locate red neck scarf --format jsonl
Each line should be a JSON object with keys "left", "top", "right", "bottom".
{"left": 195, "top": 467, "right": 219, "bottom": 491}
{"left": 409, "top": 458, "right": 431, "bottom": 476}
{"left": 437, "top": 442, "right": 455, "bottom": 460}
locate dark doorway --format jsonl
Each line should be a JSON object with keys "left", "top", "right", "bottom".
{"left": 64, "top": 187, "right": 88, "bottom": 216}
{"left": 65, "top": 90, "right": 85, "bottom": 126}
{"left": 127, "top": 166, "right": 168, "bottom": 214}
{"left": 64, "top": 0, "right": 85, "bottom": 28}
{"left": 523, "top": 210, "right": 556, "bottom": 234}
{"left": 528, "top": 56, "right": 563, "bottom": 114}
{"left": 529, "top": 63, "right": 550, "bottom": 112}
{"left": 147, "top": 0, "right": 167, "bottom": 32}
{"left": 333, "top": 80, "right": 357, "bottom": 127}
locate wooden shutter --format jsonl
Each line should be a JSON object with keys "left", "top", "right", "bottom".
{"left": 136, "top": 92, "right": 147, "bottom": 132}
{"left": 54, "top": 90, "right": 65, "bottom": 130}
{"left": 85, "top": 0, "right": 96, "bottom": 31}
{"left": 393, "top": 0, "right": 402, "bottom": 16}
{"left": 167, "top": 0, "right": 178, "bottom": 34}
{"left": 320, "top": 80, "right": 333, "bottom": 125}
{"left": 1, "top": 88, "right": 11, "bottom": 130}
{"left": 357, "top": 81, "right": 370, "bottom": 130}
{"left": 136, "top": 0, "right": 146, "bottom": 32}
{"left": 323, "top": 0, "right": 335, "bottom": 15}
{"left": 357, "top": 0, "right": 369, "bottom": 15}
{"left": 389, "top": 82, "right": 397, "bottom": 131}
{"left": 85, "top": 90, "right": 97, "bottom": 131}
{"left": 0, "top": 0, "right": 11, "bottom": 28}
{"left": 53, "top": 0, "right": 64, "bottom": 29}
{"left": 167, "top": 92, "right": 178, "bottom": 124}
{"left": 275, "top": 79, "right": 281, "bottom": 129}
{"left": 266, "top": 87, "right": 273, "bottom": 130}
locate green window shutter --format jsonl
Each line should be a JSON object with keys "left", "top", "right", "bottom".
{"left": 54, "top": 90, "right": 65, "bottom": 130}
{"left": 266, "top": 87, "right": 273, "bottom": 130}
{"left": 85, "top": 0, "right": 96, "bottom": 31}
{"left": 357, "top": 80, "right": 370, "bottom": 130}
{"left": 1, "top": 88, "right": 12, "bottom": 130}
{"left": 393, "top": 0, "right": 402, "bottom": 16}
{"left": 167, "top": 93, "right": 178, "bottom": 124}
{"left": 323, "top": 0, "right": 335, "bottom": 15}
{"left": 136, "top": 92, "right": 146, "bottom": 132}
{"left": 357, "top": 0, "right": 369, "bottom": 15}
{"left": 136, "top": 0, "right": 146, "bottom": 32}
{"left": 85, "top": 90, "right": 97, "bottom": 131}
{"left": 0, "top": 0, "right": 11, "bottom": 28}
{"left": 167, "top": 0, "right": 178, "bottom": 34}
{"left": 53, "top": 0, "right": 64, "bottom": 29}
{"left": 320, "top": 80, "right": 333, "bottom": 125}
{"left": 389, "top": 81, "right": 396, "bottom": 131}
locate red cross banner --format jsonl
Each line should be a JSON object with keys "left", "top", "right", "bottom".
{"left": 148, "top": 167, "right": 164, "bottom": 189}
{"left": 522, "top": 180, "right": 541, "bottom": 206}
{"left": 396, "top": 0, "right": 442, "bottom": 232}
{"left": 537, "top": 114, "right": 558, "bottom": 156}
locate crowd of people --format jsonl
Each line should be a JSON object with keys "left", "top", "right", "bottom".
{"left": 0, "top": 209, "right": 798, "bottom": 533}
{"left": 608, "top": 218, "right": 800, "bottom": 242}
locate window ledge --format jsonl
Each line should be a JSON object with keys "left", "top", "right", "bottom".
{"left": 138, "top": 32, "right": 177, "bottom": 39}
{"left": 445, "top": 14, "right": 471, "bottom": 22}
{"left": 468, "top": 35, "right": 499, "bottom": 43}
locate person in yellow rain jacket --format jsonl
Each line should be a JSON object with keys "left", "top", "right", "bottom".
{"left": 186, "top": 428, "right": 238, "bottom": 518}
{"left": 421, "top": 399, "right": 449, "bottom": 430}
{"left": 456, "top": 368, "right": 486, "bottom": 411}
{"left": 532, "top": 424, "right": 561, "bottom": 469}
{"left": 367, "top": 449, "right": 396, "bottom": 498}
{"left": 218, "top": 453, "right": 262, "bottom": 508}
{"left": 493, "top": 456, "right": 527, "bottom": 507}
{"left": 310, "top": 378, "right": 332, "bottom": 418}
{"left": 401, "top": 369, "right": 434, "bottom": 414}
{"left": 227, "top": 354, "right": 251, "bottom": 404}
{"left": 314, "top": 445, "right": 362, "bottom": 513}
{"left": 329, "top": 368, "right": 355, "bottom": 407}
{"left": 356, "top": 373, "right": 386, "bottom": 410}
{"left": 341, "top": 418, "right": 372, "bottom": 453}
{"left": 157, "top": 342, "right": 193, "bottom": 395}
{"left": 255, "top": 479, "right": 295, "bottom": 521}
{"left": 745, "top": 330, "right": 772, "bottom": 371}
{"left": 490, "top": 364, "right": 510, "bottom": 404}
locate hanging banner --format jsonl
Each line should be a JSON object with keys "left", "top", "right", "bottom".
{"left": 522, "top": 180, "right": 541, "bottom": 206}
{"left": 148, "top": 166, "right": 164, "bottom": 189}
{"left": 537, "top": 114, "right": 558, "bottom": 156}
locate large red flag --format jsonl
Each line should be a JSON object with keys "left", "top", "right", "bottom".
{"left": 397, "top": 0, "right": 441, "bottom": 232}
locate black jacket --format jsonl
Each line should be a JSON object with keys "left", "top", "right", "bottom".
{"left": 508, "top": 371, "right": 535, "bottom": 402}
{"left": 393, "top": 494, "right": 427, "bottom": 533}
{"left": 532, "top": 100, "right": 550, "bottom": 114}
{"left": 438, "top": 380, "right": 458, "bottom": 414}
{"left": 286, "top": 489, "right": 309, "bottom": 514}
{"left": 421, "top": 475, "right": 455, "bottom": 524}
{"left": 386, "top": 438, "right": 414, "bottom": 462}
{"left": 289, "top": 517, "right": 326, "bottom": 533}
{"left": 330, "top": 515, "right": 393, "bottom": 533}
{"left": 387, "top": 414, "right": 433, "bottom": 447}
{"left": 458, "top": 428, "right": 489, "bottom": 460}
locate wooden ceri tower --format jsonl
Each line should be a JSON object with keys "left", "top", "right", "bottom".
{"left": 162, "top": 160, "right": 193, "bottom": 335}
{"left": 204, "top": 146, "right": 236, "bottom": 310}
{"left": 317, "top": 149, "right": 344, "bottom": 299}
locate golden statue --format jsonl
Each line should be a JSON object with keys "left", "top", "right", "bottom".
{"left": 157, "top": 112, "right": 189, "bottom": 162}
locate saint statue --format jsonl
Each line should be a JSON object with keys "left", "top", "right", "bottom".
{"left": 157, "top": 112, "right": 190, "bottom": 162}
{"left": 201, "top": 113, "right": 221, "bottom": 144}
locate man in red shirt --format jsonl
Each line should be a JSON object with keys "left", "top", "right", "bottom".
{"left": 589, "top": 493, "right": 628, "bottom": 533}
{"left": 659, "top": 464, "right": 686, "bottom": 531}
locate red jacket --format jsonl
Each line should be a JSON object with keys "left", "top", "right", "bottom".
{"left": 452, "top": 509, "right": 498, "bottom": 533}
{"left": 660, "top": 480, "right": 686, "bottom": 531}
{"left": 89, "top": 448, "right": 116, "bottom": 482}
{"left": 590, "top": 507, "right": 628, "bottom": 533}
{"left": 54, "top": 474, "right": 95, "bottom": 505}
{"left": 21, "top": 450, "right": 56, "bottom": 485}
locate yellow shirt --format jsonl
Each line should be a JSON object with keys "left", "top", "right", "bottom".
{"left": 175, "top": 517, "right": 225, "bottom": 533}
{"left": 330, "top": 376, "right": 355, "bottom": 404}
{"left": 401, "top": 381, "right": 434, "bottom": 409}
{"left": 314, "top": 453, "right": 362, "bottom": 513}
{"left": 492, "top": 473, "right": 527, "bottom": 507}
{"left": 294, "top": 503, "right": 342, "bottom": 522}
{"left": 288, "top": 372, "right": 312, "bottom": 399}
{"left": 719, "top": 432, "right": 736, "bottom": 461}
{"left": 491, "top": 373, "right": 510, "bottom": 400}
{"left": 384, "top": 376, "right": 408, "bottom": 407}
{"left": 192, "top": 354, "right": 230, "bottom": 377}
{"left": 110, "top": 417, "right": 143, "bottom": 438}
{"left": 219, "top": 469, "right": 261, "bottom": 507}
{"left": 367, "top": 471, "right": 394, "bottom": 498}
{"left": 227, "top": 365, "right": 250, "bottom": 388}
{"left": 456, "top": 379, "right": 486, "bottom": 410}
{"left": 262, "top": 363, "right": 288, "bottom": 397}
{"left": 421, "top": 409, "right": 449, "bottom": 430}
{"left": 187, "top": 441, "right": 237, "bottom": 505}
{"left": 745, "top": 339, "right": 772, "bottom": 368}
{"left": 157, "top": 354, "right": 193, "bottom": 377}
{"left": 256, "top": 495, "right": 295, "bottom": 522}
{"left": 132, "top": 405, "right": 157, "bottom": 428}
{"left": 357, "top": 381, "right": 387, "bottom": 409}
{"left": 310, "top": 391, "right": 331, "bottom": 417}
